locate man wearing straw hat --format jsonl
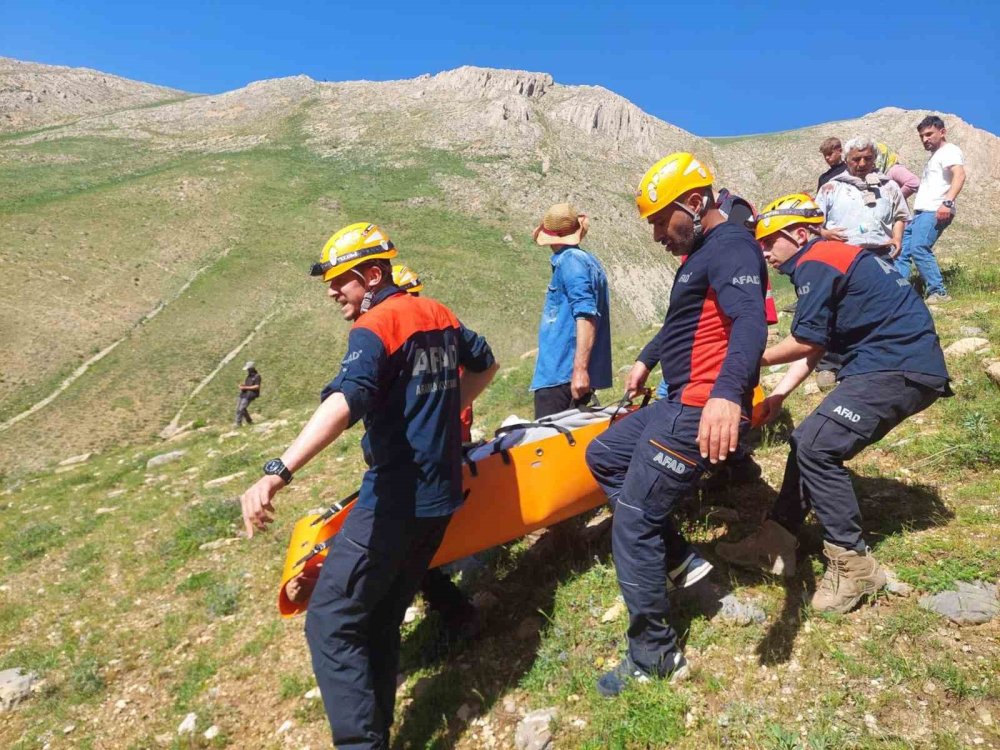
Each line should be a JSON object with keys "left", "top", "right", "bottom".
{"left": 530, "top": 203, "right": 612, "bottom": 418}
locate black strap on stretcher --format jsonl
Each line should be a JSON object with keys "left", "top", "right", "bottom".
{"left": 307, "top": 391, "right": 651, "bottom": 539}
{"left": 309, "top": 489, "right": 361, "bottom": 527}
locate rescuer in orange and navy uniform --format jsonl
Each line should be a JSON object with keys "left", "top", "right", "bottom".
{"left": 393, "top": 262, "right": 483, "bottom": 641}
{"left": 586, "top": 153, "right": 767, "bottom": 696}
{"left": 717, "top": 194, "right": 951, "bottom": 615}
{"left": 239, "top": 223, "right": 497, "bottom": 749}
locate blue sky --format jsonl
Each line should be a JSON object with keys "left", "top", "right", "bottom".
{"left": 3, "top": 0, "right": 997, "bottom": 136}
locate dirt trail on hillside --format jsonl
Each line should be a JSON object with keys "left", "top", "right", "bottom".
{"left": 0, "top": 249, "right": 230, "bottom": 435}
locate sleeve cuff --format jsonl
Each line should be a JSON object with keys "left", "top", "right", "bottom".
{"left": 791, "top": 324, "right": 829, "bottom": 348}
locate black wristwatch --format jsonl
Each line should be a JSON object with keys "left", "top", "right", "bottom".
{"left": 263, "top": 458, "right": 293, "bottom": 485}
{"left": 942, "top": 200, "right": 956, "bottom": 210}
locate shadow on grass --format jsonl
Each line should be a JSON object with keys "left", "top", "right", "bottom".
{"left": 393, "top": 520, "right": 608, "bottom": 749}
{"left": 748, "top": 470, "right": 951, "bottom": 667}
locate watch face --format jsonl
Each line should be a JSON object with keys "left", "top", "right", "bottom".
{"left": 264, "top": 459, "right": 283, "bottom": 475}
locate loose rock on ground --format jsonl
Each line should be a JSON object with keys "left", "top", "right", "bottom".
{"left": 920, "top": 580, "right": 1000, "bottom": 624}
{"left": 515, "top": 707, "right": 557, "bottom": 750}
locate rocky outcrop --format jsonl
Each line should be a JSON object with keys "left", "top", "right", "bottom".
{"left": 431, "top": 66, "right": 552, "bottom": 99}
{"left": 0, "top": 56, "right": 186, "bottom": 132}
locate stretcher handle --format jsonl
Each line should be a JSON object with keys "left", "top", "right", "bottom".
{"left": 493, "top": 421, "right": 576, "bottom": 447}
{"left": 609, "top": 388, "right": 652, "bottom": 424}
{"left": 310, "top": 489, "right": 361, "bottom": 527}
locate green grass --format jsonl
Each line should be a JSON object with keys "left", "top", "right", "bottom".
{"left": 2, "top": 102, "right": 1000, "bottom": 749}
{"left": 173, "top": 653, "right": 218, "bottom": 710}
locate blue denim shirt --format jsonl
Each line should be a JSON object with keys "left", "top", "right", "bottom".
{"left": 530, "top": 246, "right": 612, "bottom": 391}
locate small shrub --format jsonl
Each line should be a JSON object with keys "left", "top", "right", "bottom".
{"left": 70, "top": 656, "right": 105, "bottom": 697}
{"left": 205, "top": 580, "right": 242, "bottom": 617}
{"left": 166, "top": 499, "right": 242, "bottom": 559}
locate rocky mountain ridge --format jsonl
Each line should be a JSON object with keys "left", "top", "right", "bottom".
{"left": 2, "top": 58, "right": 999, "bottom": 465}
{"left": 0, "top": 56, "right": 188, "bottom": 131}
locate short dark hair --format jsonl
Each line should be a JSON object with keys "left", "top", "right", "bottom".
{"left": 917, "top": 115, "right": 945, "bottom": 131}
{"left": 358, "top": 258, "right": 393, "bottom": 282}
{"left": 819, "top": 137, "right": 841, "bottom": 156}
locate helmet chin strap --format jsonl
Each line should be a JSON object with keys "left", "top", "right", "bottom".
{"left": 352, "top": 267, "right": 376, "bottom": 315}
{"left": 780, "top": 229, "right": 807, "bottom": 247}
{"left": 672, "top": 195, "right": 706, "bottom": 249}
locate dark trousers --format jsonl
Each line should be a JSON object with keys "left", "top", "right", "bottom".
{"left": 420, "top": 567, "right": 473, "bottom": 625}
{"left": 533, "top": 382, "right": 592, "bottom": 419}
{"left": 234, "top": 395, "right": 254, "bottom": 425}
{"left": 305, "top": 506, "right": 450, "bottom": 750}
{"left": 815, "top": 351, "right": 844, "bottom": 374}
{"left": 770, "top": 372, "right": 946, "bottom": 552}
{"left": 586, "top": 399, "right": 727, "bottom": 674}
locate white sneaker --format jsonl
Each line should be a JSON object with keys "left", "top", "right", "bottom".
{"left": 925, "top": 293, "right": 952, "bottom": 304}
{"left": 666, "top": 548, "right": 713, "bottom": 591}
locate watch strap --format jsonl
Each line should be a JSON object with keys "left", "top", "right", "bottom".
{"left": 263, "top": 458, "right": 293, "bottom": 484}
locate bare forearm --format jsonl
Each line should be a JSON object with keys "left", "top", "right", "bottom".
{"left": 946, "top": 167, "right": 966, "bottom": 201}
{"left": 460, "top": 361, "right": 499, "bottom": 411}
{"left": 891, "top": 220, "right": 904, "bottom": 247}
{"left": 762, "top": 334, "right": 824, "bottom": 367}
{"left": 772, "top": 352, "right": 822, "bottom": 397}
{"left": 573, "top": 317, "right": 596, "bottom": 372}
{"left": 280, "top": 392, "right": 351, "bottom": 473}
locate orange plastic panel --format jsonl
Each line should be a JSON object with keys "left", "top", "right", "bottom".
{"left": 277, "top": 414, "right": 620, "bottom": 617}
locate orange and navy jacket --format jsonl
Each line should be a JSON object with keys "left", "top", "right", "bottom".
{"left": 781, "top": 240, "right": 949, "bottom": 380}
{"left": 638, "top": 222, "right": 767, "bottom": 411}
{"left": 321, "top": 285, "right": 495, "bottom": 518}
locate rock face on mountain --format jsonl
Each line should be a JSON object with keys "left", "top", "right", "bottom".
{"left": 0, "top": 57, "right": 187, "bottom": 132}
{"left": 9, "top": 61, "right": 997, "bottom": 232}
{"left": 3, "top": 57, "right": 998, "bottom": 324}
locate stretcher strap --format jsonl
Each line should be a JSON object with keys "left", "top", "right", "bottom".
{"left": 494, "top": 421, "right": 577, "bottom": 446}
{"left": 609, "top": 388, "right": 651, "bottom": 424}
{"left": 310, "top": 489, "right": 361, "bottom": 526}
{"left": 461, "top": 440, "right": 486, "bottom": 476}
{"left": 293, "top": 538, "right": 332, "bottom": 569}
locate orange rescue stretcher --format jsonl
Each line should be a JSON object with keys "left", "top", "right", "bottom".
{"left": 277, "top": 387, "right": 766, "bottom": 617}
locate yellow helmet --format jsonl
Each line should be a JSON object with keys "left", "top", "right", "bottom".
{"left": 310, "top": 222, "right": 397, "bottom": 282}
{"left": 875, "top": 142, "right": 897, "bottom": 174}
{"left": 391, "top": 263, "right": 423, "bottom": 294}
{"left": 754, "top": 194, "right": 825, "bottom": 241}
{"left": 635, "top": 152, "right": 714, "bottom": 219}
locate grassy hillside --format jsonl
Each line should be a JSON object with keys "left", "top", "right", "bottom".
{"left": 2, "top": 121, "right": 654, "bottom": 467}
{"left": 2, "top": 61, "right": 999, "bottom": 750}
{"left": 1, "top": 259, "right": 999, "bottom": 749}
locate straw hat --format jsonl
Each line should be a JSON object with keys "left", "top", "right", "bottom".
{"left": 532, "top": 203, "right": 589, "bottom": 247}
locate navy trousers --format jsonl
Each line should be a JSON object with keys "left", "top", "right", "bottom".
{"left": 305, "top": 505, "right": 450, "bottom": 750}
{"left": 770, "top": 372, "right": 947, "bottom": 551}
{"left": 587, "top": 399, "right": 731, "bottom": 675}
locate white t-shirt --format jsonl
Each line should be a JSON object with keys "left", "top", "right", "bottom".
{"left": 914, "top": 142, "right": 964, "bottom": 212}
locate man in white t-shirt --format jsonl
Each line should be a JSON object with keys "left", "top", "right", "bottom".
{"left": 895, "top": 116, "right": 966, "bottom": 303}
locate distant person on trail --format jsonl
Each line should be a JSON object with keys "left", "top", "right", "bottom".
{"left": 717, "top": 194, "right": 951, "bottom": 614}
{"left": 239, "top": 223, "right": 497, "bottom": 750}
{"left": 817, "top": 137, "right": 847, "bottom": 190}
{"left": 815, "top": 135, "right": 911, "bottom": 258}
{"left": 585, "top": 153, "right": 767, "bottom": 697}
{"left": 235, "top": 361, "right": 261, "bottom": 427}
{"left": 895, "top": 115, "right": 966, "bottom": 304}
{"left": 392, "top": 262, "right": 483, "bottom": 641}
{"left": 530, "top": 203, "right": 612, "bottom": 418}
{"left": 874, "top": 142, "right": 920, "bottom": 199}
